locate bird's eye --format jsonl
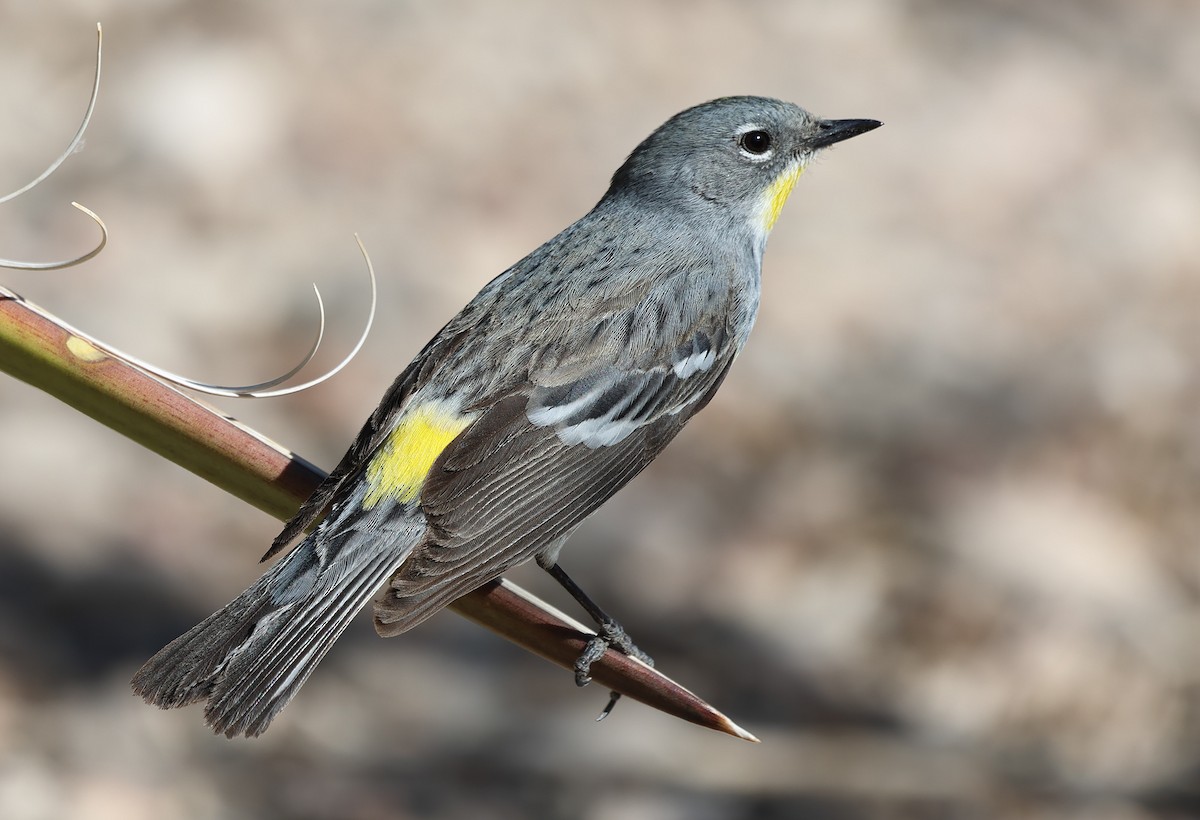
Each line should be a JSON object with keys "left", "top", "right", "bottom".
{"left": 738, "top": 130, "right": 772, "bottom": 156}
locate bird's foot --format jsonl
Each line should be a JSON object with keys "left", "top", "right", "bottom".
{"left": 573, "top": 619, "right": 654, "bottom": 721}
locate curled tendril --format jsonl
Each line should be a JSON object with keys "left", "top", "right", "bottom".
{"left": 2, "top": 23, "right": 378, "bottom": 398}
{"left": 0, "top": 236, "right": 378, "bottom": 399}
{"left": 234, "top": 235, "right": 378, "bottom": 398}
{"left": 122, "top": 235, "right": 378, "bottom": 398}
{"left": 0, "top": 202, "right": 109, "bottom": 270}
{"left": 0, "top": 24, "right": 106, "bottom": 271}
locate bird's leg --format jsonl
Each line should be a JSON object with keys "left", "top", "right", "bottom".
{"left": 542, "top": 562, "right": 654, "bottom": 718}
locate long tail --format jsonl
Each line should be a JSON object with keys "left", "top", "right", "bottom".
{"left": 132, "top": 517, "right": 422, "bottom": 737}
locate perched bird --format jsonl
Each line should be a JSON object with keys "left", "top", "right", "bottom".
{"left": 132, "top": 96, "right": 880, "bottom": 737}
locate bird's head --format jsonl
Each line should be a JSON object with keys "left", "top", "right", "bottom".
{"left": 608, "top": 96, "right": 881, "bottom": 241}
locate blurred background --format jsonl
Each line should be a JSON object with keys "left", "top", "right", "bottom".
{"left": 2, "top": 2, "right": 1199, "bottom": 818}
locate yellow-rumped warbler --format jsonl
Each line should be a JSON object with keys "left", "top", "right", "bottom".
{"left": 132, "top": 96, "right": 880, "bottom": 737}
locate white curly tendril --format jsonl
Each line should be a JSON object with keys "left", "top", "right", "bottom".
{"left": 1, "top": 23, "right": 377, "bottom": 398}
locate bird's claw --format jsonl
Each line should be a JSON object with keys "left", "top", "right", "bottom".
{"left": 573, "top": 636, "right": 610, "bottom": 687}
{"left": 572, "top": 619, "right": 654, "bottom": 720}
{"left": 573, "top": 618, "right": 654, "bottom": 685}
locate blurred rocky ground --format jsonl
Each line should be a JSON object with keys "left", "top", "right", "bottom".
{"left": 2, "top": 1, "right": 1198, "bottom": 818}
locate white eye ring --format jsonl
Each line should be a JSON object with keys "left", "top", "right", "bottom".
{"left": 736, "top": 124, "right": 775, "bottom": 162}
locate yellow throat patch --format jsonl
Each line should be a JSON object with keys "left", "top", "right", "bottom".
{"left": 364, "top": 402, "right": 473, "bottom": 508}
{"left": 761, "top": 161, "right": 806, "bottom": 234}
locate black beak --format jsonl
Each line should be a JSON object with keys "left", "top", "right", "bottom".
{"left": 810, "top": 118, "right": 882, "bottom": 149}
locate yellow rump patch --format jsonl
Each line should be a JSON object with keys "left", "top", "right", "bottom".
{"left": 761, "top": 161, "right": 806, "bottom": 234}
{"left": 363, "top": 402, "right": 473, "bottom": 508}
